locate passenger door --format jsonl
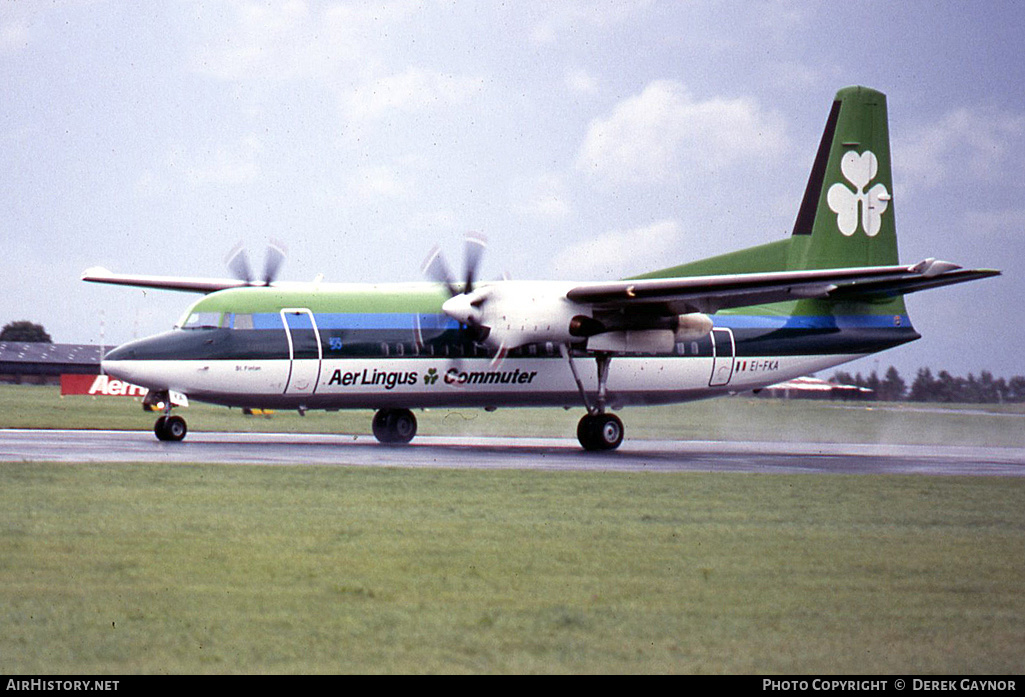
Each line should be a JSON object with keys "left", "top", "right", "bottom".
{"left": 281, "top": 309, "right": 323, "bottom": 395}
{"left": 709, "top": 327, "right": 735, "bottom": 387}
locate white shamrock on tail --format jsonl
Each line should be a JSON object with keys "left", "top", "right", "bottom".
{"left": 826, "top": 151, "right": 891, "bottom": 236}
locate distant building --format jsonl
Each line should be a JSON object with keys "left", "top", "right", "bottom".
{"left": 757, "top": 375, "right": 873, "bottom": 401}
{"left": 0, "top": 342, "right": 102, "bottom": 385}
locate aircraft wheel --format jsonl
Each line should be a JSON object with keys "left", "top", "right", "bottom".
{"left": 372, "top": 410, "right": 392, "bottom": 442}
{"left": 372, "top": 409, "right": 417, "bottom": 444}
{"left": 389, "top": 409, "right": 418, "bottom": 443}
{"left": 577, "top": 413, "right": 624, "bottom": 451}
{"left": 155, "top": 415, "right": 188, "bottom": 442}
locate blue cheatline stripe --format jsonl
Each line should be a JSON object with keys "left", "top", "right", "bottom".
{"left": 246, "top": 312, "right": 460, "bottom": 331}
{"left": 714, "top": 314, "right": 911, "bottom": 330}
{"left": 240, "top": 311, "right": 908, "bottom": 332}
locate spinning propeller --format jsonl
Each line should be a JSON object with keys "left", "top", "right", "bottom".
{"left": 421, "top": 232, "right": 600, "bottom": 362}
{"left": 225, "top": 239, "right": 288, "bottom": 287}
{"left": 422, "top": 233, "right": 492, "bottom": 343}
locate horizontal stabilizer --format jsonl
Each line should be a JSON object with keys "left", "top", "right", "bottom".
{"left": 827, "top": 268, "right": 1001, "bottom": 300}
{"left": 566, "top": 261, "right": 999, "bottom": 315}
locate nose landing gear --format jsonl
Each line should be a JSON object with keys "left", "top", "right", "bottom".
{"left": 145, "top": 390, "right": 188, "bottom": 442}
{"left": 154, "top": 414, "right": 188, "bottom": 442}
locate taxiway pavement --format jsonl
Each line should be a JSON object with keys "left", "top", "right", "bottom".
{"left": 2, "top": 429, "right": 1023, "bottom": 476}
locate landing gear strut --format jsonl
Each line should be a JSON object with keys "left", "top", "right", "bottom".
{"left": 562, "top": 346, "right": 624, "bottom": 451}
{"left": 372, "top": 408, "right": 418, "bottom": 444}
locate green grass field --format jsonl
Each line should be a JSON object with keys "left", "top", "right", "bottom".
{"left": 1, "top": 385, "right": 1023, "bottom": 674}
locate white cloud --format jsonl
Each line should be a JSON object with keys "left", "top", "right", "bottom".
{"left": 565, "top": 69, "right": 598, "bottom": 95}
{"left": 186, "top": 135, "right": 264, "bottom": 186}
{"left": 549, "top": 219, "right": 683, "bottom": 279}
{"left": 512, "top": 174, "right": 572, "bottom": 224}
{"left": 348, "top": 165, "right": 410, "bottom": 201}
{"left": 895, "top": 107, "right": 1025, "bottom": 191}
{"left": 531, "top": 0, "right": 654, "bottom": 44}
{"left": 0, "top": 17, "right": 30, "bottom": 55}
{"left": 189, "top": 0, "right": 417, "bottom": 82}
{"left": 765, "top": 60, "right": 826, "bottom": 91}
{"left": 341, "top": 67, "right": 486, "bottom": 123}
{"left": 577, "top": 81, "right": 787, "bottom": 183}
{"left": 961, "top": 208, "right": 1025, "bottom": 242}
{"left": 138, "top": 135, "right": 264, "bottom": 192}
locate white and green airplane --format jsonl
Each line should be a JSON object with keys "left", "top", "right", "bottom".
{"left": 84, "top": 86, "right": 998, "bottom": 450}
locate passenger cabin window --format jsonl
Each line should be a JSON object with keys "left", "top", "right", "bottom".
{"left": 231, "top": 313, "right": 254, "bottom": 330}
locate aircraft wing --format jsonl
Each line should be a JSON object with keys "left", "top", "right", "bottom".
{"left": 565, "top": 259, "right": 1000, "bottom": 315}
{"left": 82, "top": 267, "right": 251, "bottom": 293}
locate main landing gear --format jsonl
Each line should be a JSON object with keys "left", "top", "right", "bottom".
{"left": 576, "top": 412, "right": 624, "bottom": 451}
{"left": 562, "top": 347, "right": 624, "bottom": 451}
{"left": 372, "top": 408, "right": 418, "bottom": 444}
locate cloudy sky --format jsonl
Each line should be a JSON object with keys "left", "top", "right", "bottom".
{"left": 2, "top": 0, "right": 1022, "bottom": 379}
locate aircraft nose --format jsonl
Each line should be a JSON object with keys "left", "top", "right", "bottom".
{"left": 99, "top": 334, "right": 175, "bottom": 389}
{"left": 101, "top": 342, "right": 138, "bottom": 385}
{"left": 102, "top": 343, "right": 135, "bottom": 362}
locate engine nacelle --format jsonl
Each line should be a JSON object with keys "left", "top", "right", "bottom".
{"left": 442, "top": 282, "right": 714, "bottom": 352}
{"left": 586, "top": 329, "right": 675, "bottom": 354}
{"left": 584, "top": 314, "right": 712, "bottom": 354}
{"left": 674, "top": 313, "right": 713, "bottom": 341}
{"left": 472, "top": 281, "right": 594, "bottom": 350}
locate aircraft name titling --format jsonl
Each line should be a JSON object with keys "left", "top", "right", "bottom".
{"left": 444, "top": 367, "right": 538, "bottom": 386}
{"left": 329, "top": 368, "right": 418, "bottom": 390}
{"left": 327, "top": 366, "right": 539, "bottom": 390}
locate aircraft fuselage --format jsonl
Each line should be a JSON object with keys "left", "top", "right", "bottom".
{"left": 102, "top": 284, "right": 919, "bottom": 412}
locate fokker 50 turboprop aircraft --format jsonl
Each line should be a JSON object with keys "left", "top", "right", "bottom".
{"left": 85, "top": 87, "right": 998, "bottom": 450}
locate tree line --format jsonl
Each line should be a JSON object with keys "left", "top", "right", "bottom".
{"left": 832, "top": 366, "right": 1025, "bottom": 404}
{"left": 1, "top": 321, "right": 52, "bottom": 343}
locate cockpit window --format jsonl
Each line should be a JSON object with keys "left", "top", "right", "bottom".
{"left": 180, "top": 312, "right": 223, "bottom": 330}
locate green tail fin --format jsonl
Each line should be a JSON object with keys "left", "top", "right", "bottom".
{"left": 788, "top": 86, "right": 899, "bottom": 270}
{"left": 632, "top": 86, "right": 903, "bottom": 288}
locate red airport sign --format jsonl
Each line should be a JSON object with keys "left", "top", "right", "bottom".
{"left": 61, "top": 374, "right": 149, "bottom": 397}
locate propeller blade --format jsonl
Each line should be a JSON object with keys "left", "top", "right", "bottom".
{"left": 422, "top": 245, "right": 460, "bottom": 297}
{"left": 489, "top": 341, "right": 508, "bottom": 369}
{"left": 225, "top": 242, "right": 253, "bottom": 284}
{"left": 263, "top": 239, "right": 287, "bottom": 285}
{"left": 463, "top": 232, "right": 487, "bottom": 292}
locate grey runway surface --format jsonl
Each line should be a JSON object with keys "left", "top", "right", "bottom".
{"left": 2, "top": 429, "right": 1024, "bottom": 476}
